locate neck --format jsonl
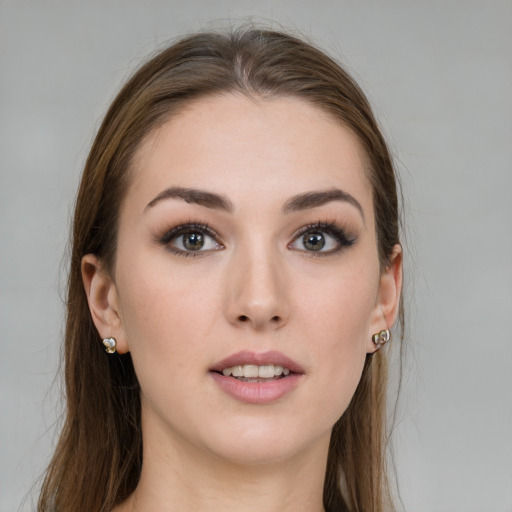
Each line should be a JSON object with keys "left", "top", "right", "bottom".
{"left": 118, "top": 417, "right": 330, "bottom": 512}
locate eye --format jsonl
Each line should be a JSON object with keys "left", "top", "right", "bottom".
{"left": 289, "top": 223, "right": 356, "bottom": 254}
{"left": 172, "top": 231, "right": 219, "bottom": 252}
{"left": 158, "top": 223, "right": 223, "bottom": 256}
{"left": 292, "top": 231, "right": 339, "bottom": 252}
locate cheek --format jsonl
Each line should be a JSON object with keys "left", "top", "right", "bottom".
{"left": 116, "top": 267, "right": 224, "bottom": 426}
{"left": 115, "top": 253, "right": 222, "bottom": 382}
{"left": 294, "top": 260, "right": 377, "bottom": 415}
{"left": 295, "top": 255, "right": 377, "bottom": 347}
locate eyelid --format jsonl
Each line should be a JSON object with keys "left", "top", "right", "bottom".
{"left": 288, "top": 221, "right": 357, "bottom": 254}
{"left": 155, "top": 220, "right": 356, "bottom": 257}
{"left": 156, "top": 222, "right": 224, "bottom": 256}
{"left": 158, "top": 222, "right": 218, "bottom": 243}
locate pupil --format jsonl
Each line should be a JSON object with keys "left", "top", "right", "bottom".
{"left": 303, "top": 232, "right": 325, "bottom": 251}
{"left": 183, "top": 232, "right": 204, "bottom": 250}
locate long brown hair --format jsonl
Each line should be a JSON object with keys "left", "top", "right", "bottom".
{"left": 39, "top": 27, "right": 402, "bottom": 512}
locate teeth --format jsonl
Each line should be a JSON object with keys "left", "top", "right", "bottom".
{"left": 258, "top": 365, "right": 274, "bottom": 378}
{"left": 244, "top": 365, "right": 259, "bottom": 378}
{"left": 220, "top": 364, "right": 292, "bottom": 378}
{"left": 232, "top": 365, "right": 243, "bottom": 377}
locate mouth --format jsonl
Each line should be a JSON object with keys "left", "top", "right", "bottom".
{"left": 209, "top": 350, "right": 304, "bottom": 404}
{"left": 214, "top": 363, "right": 292, "bottom": 382}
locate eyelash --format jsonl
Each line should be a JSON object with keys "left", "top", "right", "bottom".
{"left": 156, "top": 220, "right": 357, "bottom": 258}
{"left": 290, "top": 221, "right": 357, "bottom": 256}
{"left": 156, "top": 222, "right": 222, "bottom": 258}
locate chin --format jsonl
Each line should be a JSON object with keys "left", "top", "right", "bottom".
{"left": 200, "top": 414, "right": 332, "bottom": 467}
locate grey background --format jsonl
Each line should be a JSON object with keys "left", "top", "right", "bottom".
{"left": 1, "top": 1, "right": 511, "bottom": 511}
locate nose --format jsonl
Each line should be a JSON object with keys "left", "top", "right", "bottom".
{"left": 224, "top": 243, "right": 290, "bottom": 331}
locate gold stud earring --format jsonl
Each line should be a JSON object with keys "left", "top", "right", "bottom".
{"left": 102, "top": 337, "right": 117, "bottom": 354}
{"left": 372, "top": 329, "right": 390, "bottom": 350}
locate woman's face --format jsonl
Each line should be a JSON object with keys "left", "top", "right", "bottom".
{"left": 86, "top": 94, "right": 400, "bottom": 465}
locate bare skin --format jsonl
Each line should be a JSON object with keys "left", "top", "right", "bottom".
{"left": 82, "top": 94, "right": 402, "bottom": 512}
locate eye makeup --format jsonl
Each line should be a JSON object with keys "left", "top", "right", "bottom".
{"left": 153, "top": 217, "right": 358, "bottom": 259}
{"left": 154, "top": 221, "right": 224, "bottom": 257}
{"left": 288, "top": 220, "right": 358, "bottom": 256}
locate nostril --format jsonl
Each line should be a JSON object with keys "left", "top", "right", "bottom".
{"left": 234, "top": 314, "right": 285, "bottom": 327}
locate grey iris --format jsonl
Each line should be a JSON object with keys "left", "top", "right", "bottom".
{"left": 183, "top": 232, "right": 204, "bottom": 250}
{"left": 303, "top": 232, "right": 325, "bottom": 251}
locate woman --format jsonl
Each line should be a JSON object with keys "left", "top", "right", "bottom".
{"left": 39, "top": 28, "right": 403, "bottom": 512}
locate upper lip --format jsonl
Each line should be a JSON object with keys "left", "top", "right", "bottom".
{"left": 210, "top": 350, "right": 305, "bottom": 374}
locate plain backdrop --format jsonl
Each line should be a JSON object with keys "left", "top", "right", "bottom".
{"left": 1, "top": 1, "right": 511, "bottom": 511}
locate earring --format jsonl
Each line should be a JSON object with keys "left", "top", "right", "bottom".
{"left": 372, "top": 329, "right": 390, "bottom": 350}
{"left": 102, "top": 337, "right": 117, "bottom": 354}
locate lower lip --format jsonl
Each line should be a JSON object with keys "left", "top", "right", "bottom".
{"left": 210, "top": 372, "right": 303, "bottom": 404}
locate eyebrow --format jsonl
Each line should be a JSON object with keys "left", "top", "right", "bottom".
{"left": 145, "top": 186, "right": 364, "bottom": 220}
{"left": 282, "top": 189, "right": 365, "bottom": 221}
{"left": 145, "top": 187, "right": 233, "bottom": 212}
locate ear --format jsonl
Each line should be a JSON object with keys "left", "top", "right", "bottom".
{"left": 367, "top": 244, "right": 403, "bottom": 354}
{"left": 81, "top": 254, "right": 129, "bottom": 354}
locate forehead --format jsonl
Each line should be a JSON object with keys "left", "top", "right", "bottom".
{"left": 127, "top": 93, "right": 373, "bottom": 215}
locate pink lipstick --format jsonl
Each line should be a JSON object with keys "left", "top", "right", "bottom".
{"left": 209, "top": 350, "right": 304, "bottom": 404}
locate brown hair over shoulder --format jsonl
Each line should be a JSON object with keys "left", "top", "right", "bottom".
{"left": 39, "top": 27, "right": 403, "bottom": 512}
